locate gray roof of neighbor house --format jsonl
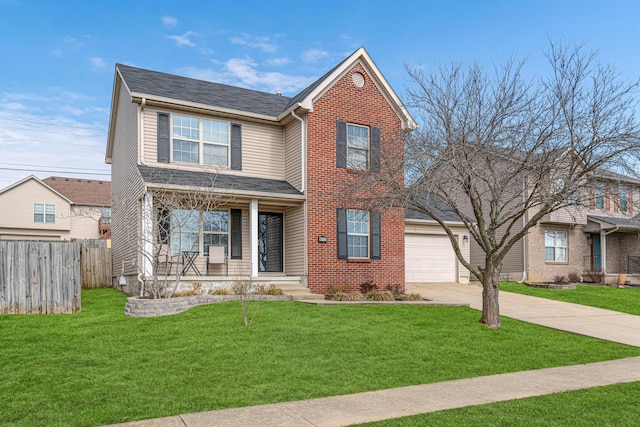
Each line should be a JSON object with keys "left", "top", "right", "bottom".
{"left": 405, "top": 194, "right": 463, "bottom": 223}
{"left": 138, "top": 166, "right": 303, "bottom": 196}
{"left": 588, "top": 215, "right": 640, "bottom": 229}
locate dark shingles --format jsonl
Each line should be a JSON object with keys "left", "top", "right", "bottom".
{"left": 138, "top": 165, "right": 302, "bottom": 196}
{"left": 588, "top": 215, "right": 640, "bottom": 229}
{"left": 405, "top": 194, "right": 463, "bottom": 222}
{"left": 117, "top": 64, "right": 293, "bottom": 117}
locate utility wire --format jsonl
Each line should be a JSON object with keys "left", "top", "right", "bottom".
{"left": 0, "top": 125, "right": 104, "bottom": 137}
{"left": 0, "top": 136, "right": 103, "bottom": 148}
{"left": 0, "top": 162, "right": 109, "bottom": 172}
{"left": 0, "top": 116, "right": 106, "bottom": 132}
{"left": 0, "top": 167, "right": 110, "bottom": 175}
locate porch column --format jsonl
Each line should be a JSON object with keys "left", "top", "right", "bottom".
{"left": 141, "top": 191, "right": 154, "bottom": 278}
{"left": 600, "top": 230, "right": 607, "bottom": 275}
{"left": 250, "top": 199, "right": 258, "bottom": 278}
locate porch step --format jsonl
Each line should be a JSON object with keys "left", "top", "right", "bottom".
{"left": 277, "top": 283, "right": 325, "bottom": 301}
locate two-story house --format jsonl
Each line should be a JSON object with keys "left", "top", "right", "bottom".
{"left": 107, "top": 47, "right": 466, "bottom": 294}
{"left": 0, "top": 175, "right": 111, "bottom": 241}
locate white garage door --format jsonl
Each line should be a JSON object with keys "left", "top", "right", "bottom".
{"left": 405, "top": 234, "right": 457, "bottom": 282}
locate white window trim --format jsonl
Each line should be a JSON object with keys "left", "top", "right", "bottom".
{"left": 545, "top": 230, "right": 567, "bottom": 263}
{"left": 170, "top": 113, "right": 230, "bottom": 167}
{"left": 34, "top": 203, "right": 56, "bottom": 223}
{"left": 346, "top": 123, "right": 370, "bottom": 171}
{"left": 346, "top": 209, "right": 370, "bottom": 259}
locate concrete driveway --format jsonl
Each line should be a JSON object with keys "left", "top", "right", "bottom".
{"left": 407, "top": 282, "right": 640, "bottom": 348}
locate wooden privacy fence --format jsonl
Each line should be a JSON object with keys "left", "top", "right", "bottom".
{"left": 81, "top": 246, "right": 112, "bottom": 288}
{"left": 0, "top": 241, "right": 81, "bottom": 314}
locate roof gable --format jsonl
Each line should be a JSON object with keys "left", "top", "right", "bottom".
{"left": 0, "top": 175, "right": 72, "bottom": 203}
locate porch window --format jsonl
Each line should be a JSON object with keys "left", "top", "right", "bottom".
{"left": 172, "top": 114, "right": 229, "bottom": 166}
{"left": 545, "top": 230, "right": 567, "bottom": 262}
{"left": 347, "top": 209, "right": 369, "bottom": 258}
{"left": 34, "top": 203, "right": 55, "bottom": 223}
{"left": 169, "top": 209, "right": 229, "bottom": 256}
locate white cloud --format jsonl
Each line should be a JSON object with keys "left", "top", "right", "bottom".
{"left": 301, "top": 48, "right": 330, "bottom": 63}
{"left": 267, "top": 57, "right": 291, "bottom": 66}
{"left": 230, "top": 34, "right": 278, "bottom": 53}
{"left": 167, "top": 31, "right": 197, "bottom": 47}
{"left": 88, "top": 57, "right": 106, "bottom": 68}
{"left": 162, "top": 16, "right": 177, "bottom": 28}
{"left": 177, "top": 57, "right": 316, "bottom": 95}
{"left": 2, "top": 102, "right": 27, "bottom": 111}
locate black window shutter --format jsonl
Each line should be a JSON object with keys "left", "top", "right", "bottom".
{"left": 336, "top": 120, "right": 347, "bottom": 168}
{"left": 337, "top": 208, "right": 348, "bottom": 259}
{"left": 371, "top": 210, "right": 381, "bottom": 260}
{"left": 230, "top": 209, "right": 242, "bottom": 259}
{"left": 230, "top": 123, "right": 242, "bottom": 170}
{"left": 157, "top": 112, "right": 170, "bottom": 163}
{"left": 370, "top": 126, "right": 380, "bottom": 173}
{"left": 157, "top": 206, "right": 170, "bottom": 243}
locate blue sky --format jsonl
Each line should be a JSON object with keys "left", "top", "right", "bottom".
{"left": 1, "top": 0, "right": 639, "bottom": 190}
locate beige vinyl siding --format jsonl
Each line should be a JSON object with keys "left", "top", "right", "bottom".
{"left": 284, "top": 203, "right": 305, "bottom": 276}
{"left": 68, "top": 206, "right": 102, "bottom": 240}
{"left": 110, "top": 79, "right": 145, "bottom": 277}
{"left": 141, "top": 108, "right": 286, "bottom": 180}
{"left": 469, "top": 221, "right": 525, "bottom": 276}
{"left": 284, "top": 119, "right": 303, "bottom": 191}
{"left": 0, "top": 179, "right": 71, "bottom": 232}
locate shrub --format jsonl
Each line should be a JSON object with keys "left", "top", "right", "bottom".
{"left": 396, "top": 293, "right": 423, "bottom": 301}
{"left": 554, "top": 275, "right": 568, "bottom": 284}
{"left": 325, "top": 285, "right": 349, "bottom": 295}
{"left": 366, "top": 290, "right": 394, "bottom": 301}
{"left": 384, "top": 284, "right": 403, "bottom": 296}
{"left": 332, "top": 292, "right": 364, "bottom": 301}
{"left": 359, "top": 280, "right": 377, "bottom": 294}
{"left": 567, "top": 272, "right": 581, "bottom": 283}
{"left": 258, "top": 284, "right": 284, "bottom": 295}
{"left": 210, "top": 288, "right": 230, "bottom": 295}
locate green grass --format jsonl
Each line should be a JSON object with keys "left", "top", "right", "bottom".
{"left": 2, "top": 288, "right": 640, "bottom": 426}
{"left": 360, "top": 382, "right": 640, "bottom": 426}
{"left": 501, "top": 282, "right": 640, "bottom": 315}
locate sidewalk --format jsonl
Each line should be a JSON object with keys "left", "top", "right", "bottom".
{"left": 104, "top": 283, "right": 640, "bottom": 427}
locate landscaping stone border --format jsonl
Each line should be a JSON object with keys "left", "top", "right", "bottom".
{"left": 124, "top": 294, "right": 291, "bottom": 318}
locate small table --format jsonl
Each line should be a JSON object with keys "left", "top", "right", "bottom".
{"left": 181, "top": 251, "right": 201, "bottom": 276}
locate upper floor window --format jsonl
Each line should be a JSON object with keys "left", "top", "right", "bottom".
{"left": 336, "top": 121, "right": 380, "bottom": 173}
{"left": 34, "top": 203, "right": 55, "bottom": 223}
{"left": 172, "top": 114, "right": 229, "bottom": 167}
{"left": 545, "top": 230, "right": 567, "bottom": 262}
{"left": 101, "top": 208, "right": 111, "bottom": 218}
{"left": 347, "top": 124, "right": 369, "bottom": 170}
{"left": 594, "top": 185, "right": 604, "bottom": 210}
{"left": 619, "top": 187, "right": 628, "bottom": 213}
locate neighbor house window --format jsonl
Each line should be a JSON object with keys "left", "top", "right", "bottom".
{"left": 619, "top": 188, "right": 628, "bottom": 213}
{"left": 172, "top": 114, "right": 229, "bottom": 166}
{"left": 594, "top": 185, "right": 604, "bottom": 209}
{"left": 347, "top": 209, "right": 369, "bottom": 258}
{"left": 545, "top": 230, "right": 567, "bottom": 262}
{"left": 170, "top": 209, "right": 229, "bottom": 256}
{"left": 347, "top": 124, "right": 369, "bottom": 170}
{"left": 34, "top": 203, "right": 55, "bottom": 223}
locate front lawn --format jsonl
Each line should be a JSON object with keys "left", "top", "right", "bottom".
{"left": 501, "top": 282, "right": 640, "bottom": 315}
{"left": 2, "top": 288, "right": 639, "bottom": 426}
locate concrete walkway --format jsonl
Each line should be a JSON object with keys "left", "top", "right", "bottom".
{"left": 104, "top": 283, "right": 640, "bottom": 427}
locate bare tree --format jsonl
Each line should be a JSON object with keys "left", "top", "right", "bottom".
{"left": 115, "top": 168, "right": 230, "bottom": 298}
{"left": 361, "top": 40, "right": 640, "bottom": 328}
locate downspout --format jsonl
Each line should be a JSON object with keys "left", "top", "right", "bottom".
{"left": 518, "top": 176, "right": 528, "bottom": 283}
{"left": 290, "top": 109, "right": 306, "bottom": 193}
{"left": 139, "top": 98, "right": 146, "bottom": 164}
{"left": 601, "top": 225, "right": 620, "bottom": 277}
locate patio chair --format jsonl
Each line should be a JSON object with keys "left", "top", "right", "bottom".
{"left": 156, "top": 245, "right": 175, "bottom": 275}
{"left": 207, "top": 245, "right": 228, "bottom": 276}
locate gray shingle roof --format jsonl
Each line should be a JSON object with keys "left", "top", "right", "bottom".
{"left": 588, "top": 215, "right": 640, "bottom": 229}
{"left": 405, "top": 194, "right": 463, "bottom": 222}
{"left": 138, "top": 165, "right": 303, "bottom": 196}
{"left": 117, "top": 64, "right": 293, "bottom": 117}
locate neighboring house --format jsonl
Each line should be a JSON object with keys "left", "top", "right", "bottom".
{"left": 106, "top": 47, "right": 469, "bottom": 293}
{"left": 0, "top": 176, "right": 111, "bottom": 241}
{"left": 467, "top": 168, "right": 640, "bottom": 284}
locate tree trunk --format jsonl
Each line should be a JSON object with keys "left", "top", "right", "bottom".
{"left": 480, "top": 266, "right": 501, "bottom": 328}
